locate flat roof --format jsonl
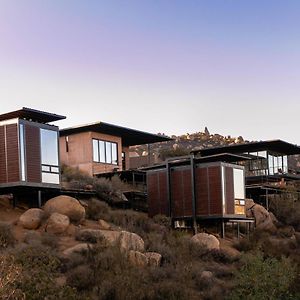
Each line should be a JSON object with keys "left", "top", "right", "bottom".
{"left": 60, "top": 122, "right": 172, "bottom": 146}
{"left": 0, "top": 107, "right": 66, "bottom": 123}
{"left": 143, "top": 153, "right": 249, "bottom": 171}
{"left": 191, "top": 140, "right": 300, "bottom": 156}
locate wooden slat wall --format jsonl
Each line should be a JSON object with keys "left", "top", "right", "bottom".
{"left": 171, "top": 169, "right": 184, "bottom": 218}
{"left": 208, "top": 166, "right": 222, "bottom": 215}
{"left": 25, "top": 125, "right": 41, "bottom": 183}
{"left": 0, "top": 126, "right": 7, "bottom": 183}
{"left": 195, "top": 167, "right": 209, "bottom": 215}
{"left": 147, "top": 171, "right": 168, "bottom": 217}
{"left": 225, "top": 167, "right": 235, "bottom": 214}
{"left": 6, "top": 124, "right": 20, "bottom": 182}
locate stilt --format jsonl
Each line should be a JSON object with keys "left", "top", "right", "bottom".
{"left": 237, "top": 222, "right": 240, "bottom": 239}
{"left": 221, "top": 220, "right": 225, "bottom": 238}
{"left": 37, "top": 190, "right": 42, "bottom": 208}
{"left": 12, "top": 194, "right": 17, "bottom": 208}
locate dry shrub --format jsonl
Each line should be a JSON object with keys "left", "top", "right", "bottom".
{"left": 269, "top": 192, "right": 300, "bottom": 231}
{"left": 85, "top": 198, "right": 110, "bottom": 221}
{"left": 0, "top": 254, "right": 23, "bottom": 300}
{"left": 66, "top": 265, "right": 94, "bottom": 291}
{"left": 0, "top": 222, "right": 15, "bottom": 249}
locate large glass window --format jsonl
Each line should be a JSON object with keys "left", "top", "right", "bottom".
{"left": 267, "top": 153, "right": 288, "bottom": 175}
{"left": 92, "top": 139, "right": 118, "bottom": 165}
{"left": 40, "top": 129, "right": 59, "bottom": 184}
{"left": 234, "top": 168, "right": 245, "bottom": 199}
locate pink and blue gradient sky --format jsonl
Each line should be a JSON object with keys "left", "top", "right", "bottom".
{"left": 0, "top": 1, "right": 300, "bottom": 143}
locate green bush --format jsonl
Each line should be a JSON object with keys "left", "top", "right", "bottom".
{"left": 229, "top": 251, "right": 297, "bottom": 300}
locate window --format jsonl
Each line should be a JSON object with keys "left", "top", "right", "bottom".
{"left": 40, "top": 129, "right": 60, "bottom": 184}
{"left": 233, "top": 168, "right": 245, "bottom": 199}
{"left": 92, "top": 139, "right": 118, "bottom": 165}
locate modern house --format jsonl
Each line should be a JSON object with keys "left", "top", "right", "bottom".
{"left": 191, "top": 140, "right": 300, "bottom": 207}
{"left": 59, "top": 122, "right": 172, "bottom": 177}
{"left": 146, "top": 153, "right": 253, "bottom": 236}
{"left": 0, "top": 107, "right": 65, "bottom": 204}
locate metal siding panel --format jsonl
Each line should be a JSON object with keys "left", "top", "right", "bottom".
{"left": 170, "top": 169, "right": 183, "bottom": 218}
{"left": 225, "top": 167, "right": 235, "bottom": 214}
{"left": 0, "top": 126, "right": 7, "bottom": 183}
{"left": 147, "top": 172, "right": 160, "bottom": 217}
{"left": 25, "top": 125, "right": 41, "bottom": 183}
{"left": 208, "top": 166, "right": 222, "bottom": 215}
{"left": 6, "top": 124, "right": 20, "bottom": 182}
{"left": 182, "top": 169, "right": 193, "bottom": 217}
{"left": 195, "top": 167, "right": 209, "bottom": 216}
{"left": 158, "top": 172, "right": 168, "bottom": 215}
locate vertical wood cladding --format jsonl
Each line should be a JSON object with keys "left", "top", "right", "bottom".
{"left": 147, "top": 171, "right": 168, "bottom": 217}
{"left": 225, "top": 167, "right": 234, "bottom": 214}
{"left": 147, "top": 163, "right": 243, "bottom": 219}
{"left": 25, "top": 125, "right": 41, "bottom": 183}
{"left": 6, "top": 124, "right": 20, "bottom": 182}
{"left": 208, "top": 166, "right": 222, "bottom": 215}
{"left": 0, "top": 126, "right": 7, "bottom": 183}
{"left": 170, "top": 168, "right": 192, "bottom": 218}
{"left": 195, "top": 167, "right": 209, "bottom": 215}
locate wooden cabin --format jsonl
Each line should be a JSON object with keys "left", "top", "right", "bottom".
{"left": 0, "top": 108, "right": 65, "bottom": 202}
{"left": 146, "top": 154, "right": 253, "bottom": 235}
{"left": 59, "top": 122, "right": 172, "bottom": 176}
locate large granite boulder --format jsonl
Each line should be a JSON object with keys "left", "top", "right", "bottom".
{"left": 245, "top": 199, "right": 276, "bottom": 232}
{"left": 191, "top": 233, "right": 220, "bottom": 250}
{"left": 76, "top": 229, "right": 120, "bottom": 245}
{"left": 19, "top": 208, "right": 44, "bottom": 230}
{"left": 118, "top": 231, "right": 145, "bottom": 252}
{"left": 63, "top": 243, "right": 91, "bottom": 256}
{"left": 46, "top": 213, "right": 70, "bottom": 234}
{"left": 44, "top": 196, "right": 85, "bottom": 222}
{"left": 128, "top": 250, "right": 148, "bottom": 267}
{"left": 145, "top": 252, "right": 162, "bottom": 267}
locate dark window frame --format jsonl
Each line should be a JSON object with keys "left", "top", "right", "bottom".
{"left": 92, "top": 138, "right": 118, "bottom": 165}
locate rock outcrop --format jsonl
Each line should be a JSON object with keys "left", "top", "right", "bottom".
{"left": 19, "top": 208, "right": 44, "bottom": 230}
{"left": 44, "top": 196, "right": 85, "bottom": 222}
{"left": 128, "top": 250, "right": 148, "bottom": 267}
{"left": 77, "top": 229, "right": 120, "bottom": 245}
{"left": 46, "top": 213, "right": 70, "bottom": 234}
{"left": 145, "top": 252, "right": 162, "bottom": 267}
{"left": 118, "top": 231, "right": 145, "bottom": 252}
{"left": 191, "top": 233, "right": 220, "bottom": 250}
{"left": 63, "top": 243, "right": 91, "bottom": 256}
{"left": 245, "top": 199, "right": 276, "bottom": 232}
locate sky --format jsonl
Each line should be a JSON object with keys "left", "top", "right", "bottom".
{"left": 0, "top": 0, "right": 299, "bottom": 143}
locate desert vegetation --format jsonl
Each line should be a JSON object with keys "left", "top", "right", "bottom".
{"left": 1, "top": 168, "right": 300, "bottom": 299}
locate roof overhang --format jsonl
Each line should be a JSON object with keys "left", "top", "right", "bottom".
{"left": 0, "top": 107, "right": 66, "bottom": 123}
{"left": 60, "top": 122, "right": 172, "bottom": 146}
{"left": 192, "top": 140, "right": 300, "bottom": 156}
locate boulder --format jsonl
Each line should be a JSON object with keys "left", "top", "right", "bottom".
{"left": 200, "top": 271, "right": 213, "bottom": 280}
{"left": 63, "top": 243, "right": 91, "bottom": 256}
{"left": 76, "top": 229, "right": 120, "bottom": 245}
{"left": 245, "top": 199, "right": 276, "bottom": 232}
{"left": 23, "top": 230, "right": 42, "bottom": 245}
{"left": 43, "top": 196, "right": 85, "bottom": 222}
{"left": 128, "top": 250, "right": 148, "bottom": 267}
{"left": 46, "top": 213, "right": 70, "bottom": 234}
{"left": 19, "top": 208, "right": 44, "bottom": 230}
{"left": 98, "top": 219, "right": 111, "bottom": 230}
{"left": 118, "top": 231, "right": 145, "bottom": 252}
{"left": 145, "top": 252, "right": 162, "bottom": 267}
{"left": 191, "top": 233, "right": 220, "bottom": 250}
